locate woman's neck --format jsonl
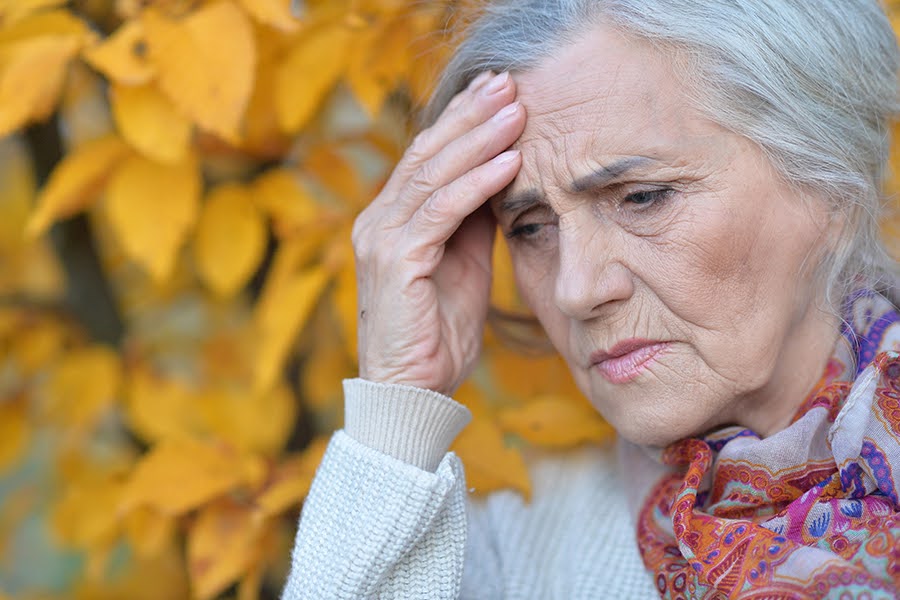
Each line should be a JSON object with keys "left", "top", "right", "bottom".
{"left": 733, "top": 307, "right": 842, "bottom": 438}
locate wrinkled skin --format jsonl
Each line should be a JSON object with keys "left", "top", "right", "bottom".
{"left": 353, "top": 22, "right": 841, "bottom": 447}
{"left": 352, "top": 70, "right": 526, "bottom": 396}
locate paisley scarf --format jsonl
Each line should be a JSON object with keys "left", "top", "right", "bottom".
{"left": 637, "top": 289, "right": 900, "bottom": 599}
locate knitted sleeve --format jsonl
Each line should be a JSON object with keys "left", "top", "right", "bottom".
{"left": 281, "top": 379, "right": 476, "bottom": 599}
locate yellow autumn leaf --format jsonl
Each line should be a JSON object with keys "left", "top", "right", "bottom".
{"left": 142, "top": 1, "right": 256, "bottom": 143}
{"left": 240, "top": 34, "right": 292, "bottom": 158}
{"left": 498, "top": 396, "right": 615, "bottom": 449}
{"left": 275, "top": 21, "right": 352, "bottom": 134}
{"left": 119, "top": 437, "right": 254, "bottom": 516}
{"left": 0, "top": 9, "right": 93, "bottom": 135}
{"left": 44, "top": 345, "right": 121, "bottom": 431}
{"left": 263, "top": 232, "right": 332, "bottom": 296}
{"left": 486, "top": 349, "right": 581, "bottom": 401}
{"left": 0, "top": 307, "right": 20, "bottom": 340}
{"left": 195, "top": 383, "right": 297, "bottom": 457}
{"left": 52, "top": 477, "right": 123, "bottom": 548}
{"left": 59, "top": 62, "right": 115, "bottom": 149}
{"left": 300, "top": 316, "right": 356, "bottom": 411}
{"left": 353, "top": 0, "right": 410, "bottom": 15}
{"left": 0, "top": 9, "right": 88, "bottom": 43}
{"left": 0, "top": 0, "right": 67, "bottom": 26}
{"left": 26, "top": 134, "right": 130, "bottom": 236}
{"left": 72, "top": 543, "right": 190, "bottom": 600}
{"left": 187, "top": 498, "right": 267, "bottom": 600}
{"left": 111, "top": 82, "right": 191, "bottom": 163}
{"left": 332, "top": 243, "right": 358, "bottom": 359}
{"left": 11, "top": 316, "right": 71, "bottom": 374}
{"left": 82, "top": 19, "right": 155, "bottom": 85}
{"left": 491, "top": 232, "right": 523, "bottom": 312}
{"left": 252, "top": 167, "right": 323, "bottom": 238}
{"left": 254, "top": 437, "right": 328, "bottom": 517}
{"left": 123, "top": 506, "right": 175, "bottom": 559}
{"left": 304, "top": 144, "right": 363, "bottom": 207}
{"left": 104, "top": 152, "right": 201, "bottom": 282}
{"left": 55, "top": 447, "right": 135, "bottom": 495}
{"left": 346, "top": 15, "right": 411, "bottom": 117}
{"left": 453, "top": 380, "right": 501, "bottom": 419}
{"left": 0, "top": 240, "right": 65, "bottom": 301}
{"left": 238, "top": 565, "right": 263, "bottom": 600}
{"left": 0, "top": 136, "right": 62, "bottom": 299}
{"left": 125, "top": 368, "right": 199, "bottom": 444}
{"left": 406, "top": 10, "right": 451, "bottom": 107}
{"left": 345, "top": 22, "right": 385, "bottom": 118}
{"left": 236, "top": 0, "right": 299, "bottom": 32}
{"left": 193, "top": 182, "right": 267, "bottom": 298}
{"left": 451, "top": 417, "right": 531, "bottom": 499}
{"left": 0, "top": 36, "right": 81, "bottom": 137}
{"left": 362, "top": 130, "right": 405, "bottom": 165}
{"left": 254, "top": 265, "right": 331, "bottom": 393}
{"left": 241, "top": 452, "right": 268, "bottom": 492}
{"left": 0, "top": 397, "right": 29, "bottom": 474}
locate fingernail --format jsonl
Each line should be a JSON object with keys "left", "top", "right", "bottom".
{"left": 469, "top": 71, "right": 493, "bottom": 91}
{"left": 482, "top": 72, "right": 510, "bottom": 95}
{"left": 494, "top": 149, "right": 520, "bottom": 164}
{"left": 494, "top": 101, "right": 520, "bottom": 121}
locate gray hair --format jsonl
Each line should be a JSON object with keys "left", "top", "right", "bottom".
{"left": 424, "top": 0, "right": 900, "bottom": 311}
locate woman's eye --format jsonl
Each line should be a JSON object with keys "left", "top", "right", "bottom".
{"left": 506, "top": 222, "right": 544, "bottom": 239}
{"left": 622, "top": 188, "right": 673, "bottom": 208}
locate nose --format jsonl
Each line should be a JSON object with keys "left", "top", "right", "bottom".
{"left": 553, "top": 223, "right": 634, "bottom": 320}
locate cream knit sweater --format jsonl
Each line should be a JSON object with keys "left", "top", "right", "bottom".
{"left": 282, "top": 379, "right": 658, "bottom": 599}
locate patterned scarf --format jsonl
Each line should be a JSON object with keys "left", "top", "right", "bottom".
{"left": 637, "top": 289, "right": 900, "bottom": 599}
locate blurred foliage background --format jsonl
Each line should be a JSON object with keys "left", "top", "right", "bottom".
{"left": 2, "top": 1, "right": 900, "bottom": 598}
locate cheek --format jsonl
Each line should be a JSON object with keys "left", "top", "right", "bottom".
{"left": 696, "top": 197, "right": 764, "bottom": 279}
{"left": 649, "top": 191, "right": 782, "bottom": 325}
{"left": 646, "top": 190, "right": 827, "bottom": 386}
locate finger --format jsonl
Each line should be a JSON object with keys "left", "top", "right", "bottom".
{"left": 377, "top": 72, "right": 517, "bottom": 202}
{"left": 390, "top": 100, "right": 525, "bottom": 220}
{"left": 466, "top": 70, "right": 494, "bottom": 94}
{"left": 404, "top": 149, "right": 522, "bottom": 254}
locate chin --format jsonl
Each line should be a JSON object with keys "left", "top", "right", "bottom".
{"left": 588, "top": 390, "right": 706, "bottom": 448}
{"left": 583, "top": 353, "right": 725, "bottom": 447}
{"left": 613, "top": 420, "right": 685, "bottom": 448}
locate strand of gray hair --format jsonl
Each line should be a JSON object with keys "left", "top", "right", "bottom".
{"left": 423, "top": 0, "right": 900, "bottom": 313}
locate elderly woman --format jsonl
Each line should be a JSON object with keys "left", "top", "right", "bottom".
{"left": 283, "top": 0, "right": 900, "bottom": 598}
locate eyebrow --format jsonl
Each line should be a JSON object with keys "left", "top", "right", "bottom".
{"left": 498, "top": 156, "right": 656, "bottom": 214}
{"left": 499, "top": 189, "right": 543, "bottom": 215}
{"left": 570, "top": 156, "right": 655, "bottom": 192}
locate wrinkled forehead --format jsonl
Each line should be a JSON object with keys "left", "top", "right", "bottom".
{"left": 492, "top": 23, "right": 719, "bottom": 207}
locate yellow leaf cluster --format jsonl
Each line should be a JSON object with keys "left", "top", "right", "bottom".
{"left": 42, "top": 345, "right": 121, "bottom": 431}
{"left": 0, "top": 136, "right": 65, "bottom": 300}
{"left": 0, "top": 10, "right": 95, "bottom": 136}
{"left": 11, "top": 1, "right": 900, "bottom": 599}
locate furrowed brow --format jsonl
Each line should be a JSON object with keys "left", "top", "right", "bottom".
{"left": 497, "top": 156, "right": 657, "bottom": 214}
{"left": 499, "top": 189, "right": 544, "bottom": 215}
{"left": 570, "top": 156, "right": 655, "bottom": 193}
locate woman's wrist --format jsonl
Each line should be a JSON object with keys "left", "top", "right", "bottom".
{"left": 343, "top": 378, "right": 472, "bottom": 472}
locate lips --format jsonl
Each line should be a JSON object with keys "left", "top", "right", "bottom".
{"left": 590, "top": 339, "right": 669, "bottom": 384}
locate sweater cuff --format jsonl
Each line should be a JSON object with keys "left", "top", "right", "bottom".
{"left": 343, "top": 378, "right": 472, "bottom": 472}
